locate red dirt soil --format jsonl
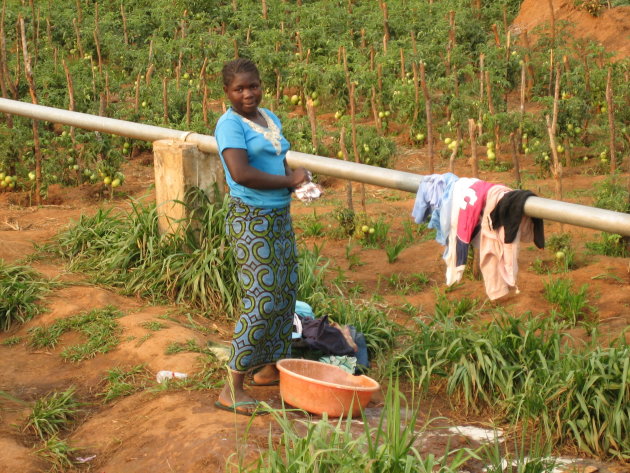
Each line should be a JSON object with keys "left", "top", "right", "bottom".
{"left": 513, "top": 0, "right": 630, "bottom": 60}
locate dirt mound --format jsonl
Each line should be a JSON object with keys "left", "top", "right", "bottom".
{"left": 512, "top": 0, "right": 630, "bottom": 60}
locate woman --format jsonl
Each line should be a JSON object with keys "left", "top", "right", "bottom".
{"left": 214, "top": 58, "right": 309, "bottom": 415}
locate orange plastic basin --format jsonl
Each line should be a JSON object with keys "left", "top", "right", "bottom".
{"left": 276, "top": 358, "right": 380, "bottom": 417}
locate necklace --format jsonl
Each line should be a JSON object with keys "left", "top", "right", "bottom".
{"left": 237, "top": 109, "right": 282, "bottom": 155}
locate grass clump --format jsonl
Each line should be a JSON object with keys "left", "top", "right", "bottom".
{"left": 543, "top": 278, "right": 594, "bottom": 326}
{"left": 99, "top": 365, "right": 148, "bottom": 402}
{"left": 237, "top": 380, "right": 472, "bottom": 472}
{"left": 391, "top": 313, "right": 630, "bottom": 460}
{"left": 29, "top": 305, "right": 124, "bottom": 362}
{"left": 48, "top": 191, "right": 240, "bottom": 317}
{"left": 34, "top": 435, "right": 81, "bottom": 473}
{"left": 25, "top": 387, "right": 81, "bottom": 440}
{"left": 1, "top": 335, "right": 23, "bottom": 346}
{"left": 586, "top": 232, "right": 629, "bottom": 257}
{"left": 0, "top": 260, "right": 51, "bottom": 331}
{"left": 593, "top": 175, "right": 630, "bottom": 214}
{"left": 165, "top": 338, "right": 208, "bottom": 355}
{"left": 141, "top": 320, "right": 166, "bottom": 331}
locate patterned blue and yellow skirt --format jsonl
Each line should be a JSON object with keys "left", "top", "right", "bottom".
{"left": 225, "top": 197, "right": 298, "bottom": 372}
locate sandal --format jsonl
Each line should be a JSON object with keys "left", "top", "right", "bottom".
{"left": 214, "top": 400, "right": 268, "bottom": 416}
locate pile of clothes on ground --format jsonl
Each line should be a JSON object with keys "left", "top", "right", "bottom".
{"left": 292, "top": 301, "right": 369, "bottom": 374}
{"left": 412, "top": 173, "right": 545, "bottom": 300}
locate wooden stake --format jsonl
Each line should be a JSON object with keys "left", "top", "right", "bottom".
{"left": 478, "top": 53, "right": 484, "bottom": 137}
{"left": 134, "top": 73, "right": 141, "bottom": 113}
{"left": 399, "top": 48, "right": 405, "bottom": 81}
{"left": 412, "top": 61, "right": 420, "bottom": 122}
{"left": 381, "top": 0, "right": 389, "bottom": 48}
{"left": 349, "top": 82, "right": 365, "bottom": 213}
{"left": 30, "top": 0, "right": 39, "bottom": 66}
{"left": 72, "top": 17, "right": 83, "bottom": 58}
{"left": 546, "top": 67, "right": 563, "bottom": 202}
{"left": 145, "top": 63, "right": 154, "bottom": 86}
{"left": 275, "top": 67, "right": 281, "bottom": 106}
{"left": 420, "top": 62, "right": 434, "bottom": 174}
{"left": 547, "top": 0, "right": 556, "bottom": 47}
{"left": 120, "top": 2, "right": 129, "bottom": 45}
{"left": 448, "top": 136, "right": 459, "bottom": 173}
{"left": 19, "top": 16, "right": 41, "bottom": 204}
{"left": 468, "top": 119, "right": 478, "bottom": 178}
{"left": 93, "top": 3, "right": 102, "bottom": 73}
{"left": 548, "top": 48, "right": 554, "bottom": 96}
{"left": 261, "top": 0, "right": 268, "bottom": 20}
{"left": 491, "top": 24, "right": 500, "bottom": 46}
{"left": 186, "top": 89, "right": 192, "bottom": 127}
{"left": 105, "top": 71, "right": 110, "bottom": 108}
{"left": 340, "top": 126, "right": 353, "bottom": 212}
{"left": 99, "top": 92, "right": 106, "bottom": 117}
{"left": 446, "top": 11, "right": 455, "bottom": 76}
{"left": 605, "top": 67, "right": 617, "bottom": 174}
{"left": 371, "top": 86, "right": 382, "bottom": 134}
{"left": 203, "top": 84, "right": 209, "bottom": 125}
{"left": 522, "top": 29, "right": 535, "bottom": 96}
{"left": 509, "top": 132, "right": 521, "bottom": 187}
{"left": 0, "top": 0, "right": 16, "bottom": 119}
{"left": 75, "top": 0, "right": 82, "bottom": 23}
{"left": 162, "top": 77, "right": 169, "bottom": 124}
{"left": 485, "top": 70, "right": 500, "bottom": 153}
{"left": 93, "top": 28, "right": 102, "bottom": 73}
{"left": 62, "top": 58, "right": 75, "bottom": 140}
{"left": 305, "top": 99, "right": 318, "bottom": 150}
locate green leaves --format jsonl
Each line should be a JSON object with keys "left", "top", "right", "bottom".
{"left": 391, "top": 312, "right": 630, "bottom": 459}
{"left": 0, "top": 261, "right": 51, "bottom": 331}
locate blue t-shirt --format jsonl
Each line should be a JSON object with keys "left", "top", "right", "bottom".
{"left": 215, "top": 108, "right": 291, "bottom": 208}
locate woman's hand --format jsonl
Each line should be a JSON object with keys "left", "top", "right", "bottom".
{"left": 288, "top": 167, "right": 310, "bottom": 188}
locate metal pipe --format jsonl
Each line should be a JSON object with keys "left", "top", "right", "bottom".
{"left": 1, "top": 98, "right": 629, "bottom": 236}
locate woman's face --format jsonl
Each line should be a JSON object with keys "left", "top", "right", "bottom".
{"left": 224, "top": 71, "right": 262, "bottom": 118}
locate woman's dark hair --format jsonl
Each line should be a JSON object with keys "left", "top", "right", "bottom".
{"left": 222, "top": 58, "right": 260, "bottom": 86}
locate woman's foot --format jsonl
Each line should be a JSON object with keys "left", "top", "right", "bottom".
{"left": 216, "top": 371, "right": 261, "bottom": 415}
{"left": 251, "top": 364, "right": 280, "bottom": 386}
